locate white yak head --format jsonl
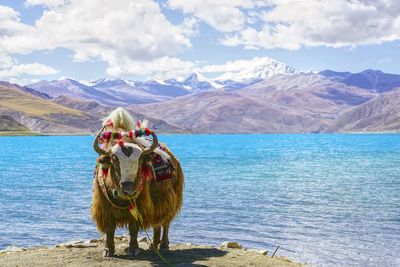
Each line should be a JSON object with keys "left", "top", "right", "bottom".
{"left": 94, "top": 135, "right": 158, "bottom": 197}
{"left": 93, "top": 107, "right": 157, "bottom": 197}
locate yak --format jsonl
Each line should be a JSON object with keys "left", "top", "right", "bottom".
{"left": 91, "top": 108, "right": 184, "bottom": 257}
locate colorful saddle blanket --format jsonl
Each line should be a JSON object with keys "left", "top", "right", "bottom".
{"left": 150, "top": 144, "right": 174, "bottom": 182}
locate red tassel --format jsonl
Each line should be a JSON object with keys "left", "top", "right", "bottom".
{"left": 103, "top": 131, "right": 111, "bottom": 140}
{"left": 101, "top": 168, "right": 109, "bottom": 178}
{"left": 141, "top": 165, "right": 153, "bottom": 181}
{"left": 118, "top": 140, "right": 124, "bottom": 147}
{"left": 145, "top": 127, "right": 152, "bottom": 136}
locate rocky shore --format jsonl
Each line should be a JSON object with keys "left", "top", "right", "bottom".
{"left": 0, "top": 236, "right": 303, "bottom": 266}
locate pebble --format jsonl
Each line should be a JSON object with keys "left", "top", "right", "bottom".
{"left": 27, "top": 246, "right": 48, "bottom": 250}
{"left": 247, "top": 249, "right": 268, "bottom": 255}
{"left": 0, "top": 246, "right": 27, "bottom": 253}
{"left": 114, "top": 235, "right": 124, "bottom": 241}
{"left": 84, "top": 239, "right": 98, "bottom": 244}
{"left": 220, "top": 241, "right": 242, "bottom": 249}
{"left": 57, "top": 240, "right": 98, "bottom": 248}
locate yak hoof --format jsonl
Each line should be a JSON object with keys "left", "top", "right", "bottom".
{"left": 103, "top": 248, "right": 115, "bottom": 258}
{"left": 159, "top": 243, "right": 169, "bottom": 250}
{"left": 128, "top": 247, "right": 141, "bottom": 257}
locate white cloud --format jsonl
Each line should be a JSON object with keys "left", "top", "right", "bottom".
{"left": 181, "top": 16, "right": 199, "bottom": 37}
{"left": 2, "top": 0, "right": 399, "bottom": 81}
{"left": 107, "top": 56, "right": 195, "bottom": 79}
{"left": 221, "top": 0, "right": 400, "bottom": 49}
{"left": 168, "top": 0, "right": 266, "bottom": 32}
{"left": 0, "top": 53, "right": 13, "bottom": 69}
{"left": 25, "top": 0, "right": 65, "bottom": 8}
{"left": 0, "top": 63, "right": 58, "bottom": 77}
{"left": 0, "top": 0, "right": 191, "bottom": 77}
{"left": 0, "top": 53, "right": 58, "bottom": 77}
{"left": 0, "top": 6, "right": 33, "bottom": 37}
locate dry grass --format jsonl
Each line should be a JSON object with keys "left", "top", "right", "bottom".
{"left": 0, "top": 85, "right": 84, "bottom": 117}
{"left": 0, "top": 131, "right": 41, "bottom": 136}
{"left": 0, "top": 241, "right": 304, "bottom": 267}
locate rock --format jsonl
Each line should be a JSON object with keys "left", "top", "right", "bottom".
{"left": 71, "top": 243, "right": 98, "bottom": 248}
{"left": 84, "top": 239, "right": 98, "bottom": 244}
{"left": 275, "top": 256, "right": 292, "bottom": 262}
{"left": 137, "top": 236, "right": 147, "bottom": 243}
{"left": 220, "top": 241, "right": 242, "bottom": 249}
{"left": 57, "top": 241, "right": 82, "bottom": 248}
{"left": 247, "top": 249, "right": 268, "bottom": 255}
{"left": 115, "top": 235, "right": 124, "bottom": 241}
{"left": 57, "top": 240, "right": 97, "bottom": 248}
{"left": 0, "top": 246, "right": 27, "bottom": 253}
{"left": 27, "top": 246, "right": 48, "bottom": 250}
{"left": 258, "top": 250, "right": 268, "bottom": 256}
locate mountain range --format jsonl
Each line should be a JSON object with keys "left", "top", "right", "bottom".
{"left": 1, "top": 57, "right": 400, "bottom": 134}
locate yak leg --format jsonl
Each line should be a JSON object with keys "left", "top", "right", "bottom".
{"left": 103, "top": 222, "right": 116, "bottom": 257}
{"left": 160, "top": 224, "right": 170, "bottom": 250}
{"left": 128, "top": 221, "right": 141, "bottom": 257}
{"left": 152, "top": 226, "right": 161, "bottom": 249}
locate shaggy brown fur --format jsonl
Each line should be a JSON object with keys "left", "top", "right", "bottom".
{"left": 91, "top": 145, "right": 184, "bottom": 257}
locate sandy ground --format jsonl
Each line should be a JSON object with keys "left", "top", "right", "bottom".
{"left": 0, "top": 237, "right": 303, "bottom": 267}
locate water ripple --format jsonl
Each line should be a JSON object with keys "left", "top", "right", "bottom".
{"left": 0, "top": 134, "right": 399, "bottom": 267}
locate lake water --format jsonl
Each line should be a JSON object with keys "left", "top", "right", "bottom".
{"left": 0, "top": 134, "right": 399, "bottom": 266}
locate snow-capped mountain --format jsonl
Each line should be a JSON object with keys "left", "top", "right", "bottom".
{"left": 215, "top": 57, "right": 296, "bottom": 82}
{"left": 27, "top": 57, "right": 300, "bottom": 106}
{"left": 177, "top": 72, "right": 223, "bottom": 90}
{"left": 28, "top": 78, "right": 128, "bottom": 106}
{"left": 90, "top": 78, "right": 128, "bottom": 88}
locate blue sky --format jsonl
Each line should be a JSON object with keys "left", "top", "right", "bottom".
{"left": 1, "top": 0, "right": 400, "bottom": 84}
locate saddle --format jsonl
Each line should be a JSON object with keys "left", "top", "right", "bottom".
{"left": 149, "top": 144, "right": 174, "bottom": 182}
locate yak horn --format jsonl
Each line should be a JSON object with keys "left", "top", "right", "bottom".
{"left": 142, "top": 131, "right": 158, "bottom": 155}
{"left": 93, "top": 127, "right": 107, "bottom": 155}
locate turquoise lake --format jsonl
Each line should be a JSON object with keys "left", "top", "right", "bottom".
{"left": 0, "top": 134, "right": 399, "bottom": 266}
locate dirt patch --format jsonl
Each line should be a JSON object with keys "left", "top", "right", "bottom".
{"left": 0, "top": 237, "right": 303, "bottom": 267}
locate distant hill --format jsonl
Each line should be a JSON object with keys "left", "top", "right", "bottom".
{"left": 27, "top": 57, "right": 298, "bottom": 106}
{"left": 0, "top": 114, "right": 32, "bottom": 135}
{"left": 0, "top": 82, "right": 100, "bottom": 134}
{"left": 129, "top": 73, "right": 379, "bottom": 133}
{"left": 319, "top": 69, "right": 400, "bottom": 93}
{"left": 326, "top": 89, "right": 400, "bottom": 132}
{"left": 3, "top": 59, "right": 400, "bottom": 134}
{"left": 52, "top": 95, "right": 187, "bottom": 133}
{"left": 28, "top": 78, "right": 130, "bottom": 106}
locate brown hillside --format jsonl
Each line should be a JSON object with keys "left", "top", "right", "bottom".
{"left": 0, "top": 82, "right": 100, "bottom": 134}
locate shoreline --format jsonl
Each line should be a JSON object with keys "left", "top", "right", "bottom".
{"left": 0, "top": 130, "right": 399, "bottom": 137}
{"left": 0, "top": 237, "right": 303, "bottom": 267}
